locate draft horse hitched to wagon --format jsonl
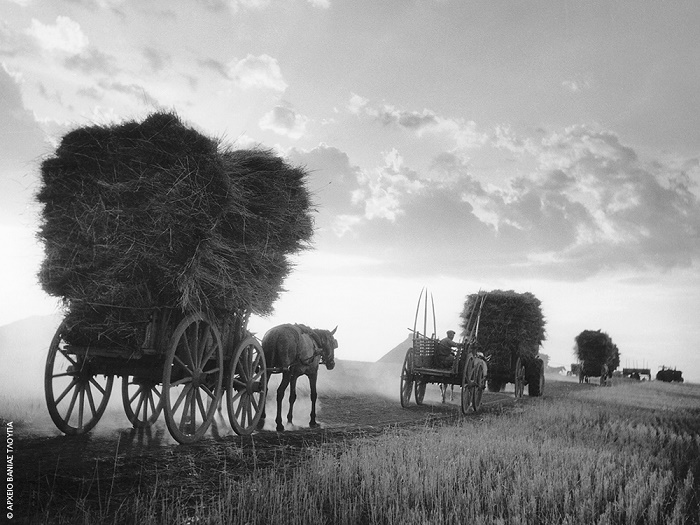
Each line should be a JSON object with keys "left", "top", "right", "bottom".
{"left": 39, "top": 112, "right": 315, "bottom": 444}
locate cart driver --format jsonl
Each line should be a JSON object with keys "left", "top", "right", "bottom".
{"left": 437, "top": 330, "right": 460, "bottom": 368}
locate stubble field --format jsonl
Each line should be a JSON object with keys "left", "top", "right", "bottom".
{"left": 5, "top": 361, "right": 700, "bottom": 524}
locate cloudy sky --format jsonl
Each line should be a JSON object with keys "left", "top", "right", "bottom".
{"left": 1, "top": 0, "right": 699, "bottom": 382}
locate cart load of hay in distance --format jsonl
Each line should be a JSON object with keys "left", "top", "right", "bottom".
{"left": 573, "top": 330, "right": 620, "bottom": 386}
{"left": 38, "top": 111, "right": 314, "bottom": 444}
{"left": 400, "top": 288, "right": 489, "bottom": 415}
{"left": 656, "top": 366, "right": 684, "bottom": 383}
{"left": 461, "top": 290, "right": 546, "bottom": 398}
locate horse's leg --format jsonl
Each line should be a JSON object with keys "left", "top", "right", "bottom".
{"left": 276, "top": 372, "right": 291, "bottom": 432}
{"left": 257, "top": 373, "right": 272, "bottom": 430}
{"left": 308, "top": 372, "right": 319, "bottom": 428}
{"left": 286, "top": 375, "right": 298, "bottom": 426}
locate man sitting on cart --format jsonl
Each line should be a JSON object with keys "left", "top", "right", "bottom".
{"left": 436, "top": 330, "right": 460, "bottom": 368}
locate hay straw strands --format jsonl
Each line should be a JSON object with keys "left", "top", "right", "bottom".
{"left": 574, "top": 330, "right": 619, "bottom": 373}
{"left": 37, "top": 111, "right": 314, "bottom": 348}
{"left": 459, "top": 290, "right": 546, "bottom": 364}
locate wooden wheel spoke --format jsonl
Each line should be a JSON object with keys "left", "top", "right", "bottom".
{"left": 85, "top": 382, "right": 98, "bottom": 418}
{"left": 182, "top": 328, "right": 196, "bottom": 370}
{"left": 89, "top": 376, "right": 107, "bottom": 396}
{"left": 171, "top": 376, "right": 192, "bottom": 388}
{"left": 64, "top": 385, "right": 80, "bottom": 423}
{"left": 52, "top": 371, "right": 75, "bottom": 379}
{"left": 195, "top": 390, "right": 208, "bottom": 422}
{"left": 148, "top": 390, "right": 158, "bottom": 416}
{"left": 174, "top": 355, "right": 193, "bottom": 375}
{"left": 134, "top": 390, "right": 146, "bottom": 416}
{"left": 77, "top": 387, "right": 86, "bottom": 428}
{"left": 129, "top": 384, "right": 144, "bottom": 404}
{"left": 200, "top": 383, "right": 216, "bottom": 401}
{"left": 57, "top": 348, "right": 78, "bottom": 367}
{"left": 55, "top": 378, "right": 78, "bottom": 405}
{"left": 198, "top": 326, "right": 214, "bottom": 364}
{"left": 230, "top": 388, "right": 243, "bottom": 403}
{"left": 172, "top": 384, "right": 191, "bottom": 414}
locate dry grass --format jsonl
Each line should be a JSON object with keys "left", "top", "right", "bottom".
{"left": 21, "top": 380, "right": 700, "bottom": 524}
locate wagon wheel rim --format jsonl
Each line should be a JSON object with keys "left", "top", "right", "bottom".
{"left": 162, "top": 313, "right": 223, "bottom": 444}
{"left": 400, "top": 349, "right": 414, "bottom": 407}
{"left": 472, "top": 363, "right": 484, "bottom": 411}
{"left": 514, "top": 357, "right": 525, "bottom": 398}
{"left": 226, "top": 336, "right": 267, "bottom": 435}
{"left": 44, "top": 322, "right": 113, "bottom": 435}
{"left": 122, "top": 376, "right": 163, "bottom": 429}
{"left": 461, "top": 355, "right": 474, "bottom": 415}
{"left": 414, "top": 381, "right": 426, "bottom": 405}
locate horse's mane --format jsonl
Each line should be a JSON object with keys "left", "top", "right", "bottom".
{"left": 294, "top": 323, "right": 326, "bottom": 348}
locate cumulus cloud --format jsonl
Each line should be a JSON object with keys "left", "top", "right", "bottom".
{"left": 301, "top": 120, "right": 700, "bottom": 280}
{"left": 228, "top": 54, "right": 287, "bottom": 92}
{"left": 25, "top": 16, "right": 88, "bottom": 55}
{"left": 259, "top": 105, "right": 308, "bottom": 139}
{"left": 349, "top": 94, "right": 488, "bottom": 149}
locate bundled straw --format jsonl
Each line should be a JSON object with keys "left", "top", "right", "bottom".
{"left": 37, "top": 111, "right": 314, "bottom": 347}
{"left": 460, "top": 290, "right": 546, "bottom": 371}
{"left": 574, "top": 330, "right": 619, "bottom": 373}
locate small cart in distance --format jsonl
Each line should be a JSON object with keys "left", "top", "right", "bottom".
{"left": 400, "top": 289, "right": 488, "bottom": 414}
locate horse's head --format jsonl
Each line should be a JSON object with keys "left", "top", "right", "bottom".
{"left": 317, "top": 326, "right": 338, "bottom": 370}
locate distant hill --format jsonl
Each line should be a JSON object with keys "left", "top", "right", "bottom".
{"left": 0, "top": 314, "right": 63, "bottom": 394}
{"left": 377, "top": 334, "right": 413, "bottom": 363}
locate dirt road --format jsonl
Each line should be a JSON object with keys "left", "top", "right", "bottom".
{"left": 15, "top": 361, "right": 581, "bottom": 520}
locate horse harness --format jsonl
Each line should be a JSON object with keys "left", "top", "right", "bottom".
{"left": 291, "top": 324, "right": 328, "bottom": 367}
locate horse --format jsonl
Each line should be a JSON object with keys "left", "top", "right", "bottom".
{"left": 259, "top": 323, "right": 337, "bottom": 431}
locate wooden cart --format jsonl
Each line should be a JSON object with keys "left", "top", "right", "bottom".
{"left": 44, "top": 307, "right": 267, "bottom": 444}
{"left": 399, "top": 289, "right": 488, "bottom": 414}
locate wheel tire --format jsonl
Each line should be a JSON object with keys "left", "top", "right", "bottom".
{"left": 162, "top": 313, "right": 223, "bottom": 444}
{"left": 414, "top": 381, "right": 426, "bottom": 405}
{"left": 45, "top": 322, "right": 113, "bottom": 435}
{"left": 460, "top": 355, "right": 474, "bottom": 415}
{"left": 400, "top": 349, "right": 414, "bottom": 408}
{"left": 122, "top": 376, "right": 163, "bottom": 428}
{"left": 527, "top": 358, "right": 545, "bottom": 397}
{"left": 472, "top": 360, "right": 485, "bottom": 411}
{"left": 226, "top": 336, "right": 267, "bottom": 436}
{"left": 487, "top": 379, "right": 503, "bottom": 393}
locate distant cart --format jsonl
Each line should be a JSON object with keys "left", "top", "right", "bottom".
{"left": 45, "top": 307, "right": 267, "bottom": 444}
{"left": 466, "top": 291, "right": 545, "bottom": 399}
{"left": 400, "top": 289, "right": 488, "bottom": 414}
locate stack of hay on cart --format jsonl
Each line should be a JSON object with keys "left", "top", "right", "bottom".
{"left": 459, "top": 290, "right": 546, "bottom": 386}
{"left": 574, "top": 329, "right": 619, "bottom": 376}
{"left": 37, "top": 111, "right": 314, "bottom": 348}
{"left": 460, "top": 290, "right": 546, "bottom": 359}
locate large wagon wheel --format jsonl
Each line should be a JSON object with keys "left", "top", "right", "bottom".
{"left": 472, "top": 360, "right": 485, "bottom": 411}
{"left": 44, "top": 322, "right": 114, "bottom": 435}
{"left": 162, "top": 313, "right": 223, "bottom": 444}
{"left": 226, "top": 336, "right": 267, "bottom": 436}
{"left": 514, "top": 356, "right": 526, "bottom": 398}
{"left": 400, "top": 349, "right": 414, "bottom": 407}
{"left": 460, "top": 354, "right": 474, "bottom": 415}
{"left": 122, "top": 376, "right": 163, "bottom": 428}
{"left": 414, "top": 380, "right": 426, "bottom": 405}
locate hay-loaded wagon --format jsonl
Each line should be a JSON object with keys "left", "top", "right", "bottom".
{"left": 39, "top": 112, "right": 313, "bottom": 444}
{"left": 400, "top": 289, "right": 488, "bottom": 414}
{"left": 574, "top": 330, "right": 619, "bottom": 386}
{"left": 656, "top": 366, "right": 684, "bottom": 383}
{"left": 463, "top": 290, "right": 546, "bottom": 398}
